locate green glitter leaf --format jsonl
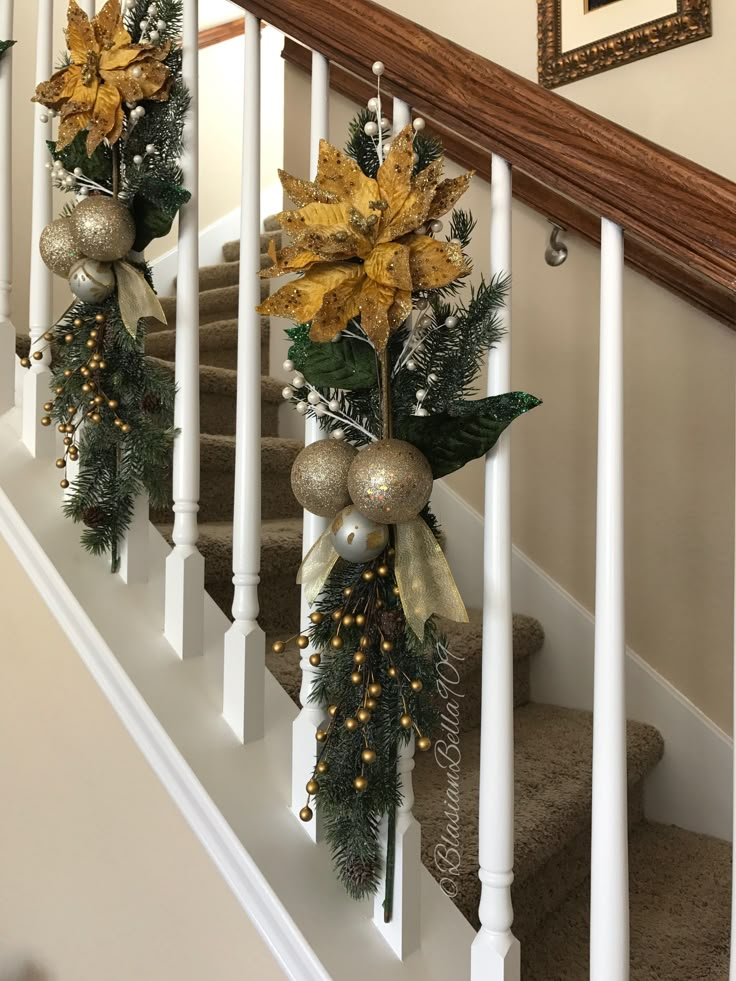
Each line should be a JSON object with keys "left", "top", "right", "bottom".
{"left": 395, "top": 392, "right": 541, "bottom": 478}
{"left": 132, "top": 176, "right": 192, "bottom": 251}
{"left": 303, "top": 338, "right": 377, "bottom": 391}
{"left": 286, "top": 323, "right": 313, "bottom": 371}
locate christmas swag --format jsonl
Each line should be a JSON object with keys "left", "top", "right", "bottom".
{"left": 265, "top": 65, "right": 541, "bottom": 912}
{"left": 25, "top": 0, "right": 189, "bottom": 568}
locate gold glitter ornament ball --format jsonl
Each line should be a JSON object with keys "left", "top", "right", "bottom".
{"left": 330, "top": 505, "right": 389, "bottom": 563}
{"left": 68, "top": 258, "right": 116, "bottom": 303}
{"left": 39, "top": 217, "right": 83, "bottom": 277}
{"left": 348, "top": 438, "right": 433, "bottom": 525}
{"left": 290, "top": 439, "right": 357, "bottom": 517}
{"left": 70, "top": 196, "right": 136, "bottom": 262}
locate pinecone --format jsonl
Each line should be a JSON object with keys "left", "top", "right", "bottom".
{"left": 141, "top": 392, "right": 160, "bottom": 413}
{"left": 376, "top": 607, "right": 405, "bottom": 641}
{"left": 343, "top": 855, "right": 378, "bottom": 899}
{"left": 82, "top": 506, "right": 105, "bottom": 529}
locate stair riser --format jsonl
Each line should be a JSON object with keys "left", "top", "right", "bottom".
{"left": 201, "top": 390, "right": 279, "bottom": 439}
{"left": 153, "top": 466, "right": 301, "bottom": 525}
{"left": 458, "top": 664, "right": 530, "bottom": 732}
{"left": 514, "top": 781, "right": 645, "bottom": 946}
{"left": 157, "top": 283, "right": 269, "bottom": 330}
{"left": 425, "top": 779, "right": 645, "bottom": 942}
{"left": 206, "top": 561, "right": 301, "bottom": 632}
{"left": 223, "top": 231, "right": 281, "bottom": 263}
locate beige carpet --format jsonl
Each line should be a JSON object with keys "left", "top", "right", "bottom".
{"left": 141, "top": 221, "right": 730, "bottom": 979}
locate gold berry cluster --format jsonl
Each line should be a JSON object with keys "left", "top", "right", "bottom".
{"left": 272, "top": 548, "right": 432, "bottom": 824}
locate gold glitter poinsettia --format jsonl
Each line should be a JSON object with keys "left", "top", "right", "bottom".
{"left": 257, "top": 126, "right": 473, "bottom": 352}
{"left": 32, "top": 0, "right": 172, "bottom": 156}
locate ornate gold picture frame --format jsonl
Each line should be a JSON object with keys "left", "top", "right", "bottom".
{"left": 538, "top": 0, "right": 712, "bottom": 89}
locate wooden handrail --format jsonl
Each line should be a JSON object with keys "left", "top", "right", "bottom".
{"left": 282, "top": 38, "right": 735, "bottom": 329}
{"left": 198, "top": 18, "right": 245, "bottom": 51}
{"left": 233, "top": 0, "right": 736, "bottom": 305}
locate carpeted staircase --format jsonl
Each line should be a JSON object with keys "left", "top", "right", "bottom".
{"left": 146, "top": 222, "right": 732, "bottom": 980}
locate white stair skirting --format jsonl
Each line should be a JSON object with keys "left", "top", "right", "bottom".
{"left": 432, "top": 479, "right": 733, "bottom": 842}
{"left": 0, "top": 405, "right": 474, "bottom": 981}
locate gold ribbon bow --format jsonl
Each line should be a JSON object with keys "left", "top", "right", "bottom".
{"left": 114, "top": 260, "right": 167, "bottom": 337}
{"left": 297, "top": 514, "right": 468, "bottom": 640}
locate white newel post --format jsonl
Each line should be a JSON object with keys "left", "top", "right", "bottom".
{"left": 590, "top": 218, "right": 629, "bottom": 980}
{"left": 471, "top": 154, "right": 520, "bottom": 981}
{"left": 290, "top": 49, "right": 330, "bottom": 831}
{"left": 222, "top": 10, "right": 265, "bottom": 743}
{"left": 0, "top": 0, "right": 13, "bottom": 415}
{"left": 370, "top": 95, "right": 421, "bottom": 960}
{"left": 22, "top": 0, "right": 54, "bottom": 457}
{"left": 164, "top": 0, "right": 204, "bottom": 657}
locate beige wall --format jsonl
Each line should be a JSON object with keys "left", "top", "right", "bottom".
{"left": 283, "top": 0, "right": 736, "bottom": 732}
{"left": 0, "top": 535, "right": 284, "bottom": 981}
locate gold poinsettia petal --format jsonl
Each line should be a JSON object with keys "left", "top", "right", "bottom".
{"left": 279, "top": 169, "right": 336, "bottom": 208}
{"left": 406, "top": 235, "right": 468, "bottom": 290}
{"left": 66, "top": 0, "right": 97, "bottom": 63}
{"left": 429, "top": 172, "right": 475, "bottom": 219}
{"left": 92, "top": 0, "right": 130, "bottom": 51}
{"left": 315, "top": 139, "right": 380, "bottom": 218}
{"left": 100, "top": 57, "right": 171, "bottom": 103}
{"left": 310, "top": 274, "right": 365, "bottom": 342}
{"left": 278, "top": 202, "right": 370, "bottom": 260}
{"left": 376, "top": 125, "right": 416, "bottom": 239}
{"left": 86, "top": 81, "right": 123, "bottom": 154}
{"left": 257, "top": 263, "right": 363, "bottom": 325}
{"left": 33, "top": 66, "right": 82, "bottom": 110}
{"left": 380, "top": 157, "right": 445, "bottom": 243}
{"left": 388, "top": 289, "right": 414, "bottom": 330}
{"left": 364, "top": 242, "right": 412, "bottom": 291}
{"left": 260, "top": 241, "right": 324, "bottom": 279}
{"left": 357, "top": 278, "right": 397, "bottom": 353}
{"left": 57, "top": 110, "right": 90, "bottom": 150}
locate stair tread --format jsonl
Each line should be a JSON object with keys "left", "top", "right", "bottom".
{"left": 414, "top": 704, "right": 664, "bottom": 928}
{"left": 522, "top": 822, "right": 731, "bottom": 981}
{"left": 199, "top": 432, "right": 301, "bottom": 466}
{"left": 147, "top": 356, "right": 284, "bottom": 401}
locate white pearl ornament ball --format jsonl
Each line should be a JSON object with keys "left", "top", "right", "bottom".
{"left": 283, "top": 359, "right": 294, "bottom": 372}
{"left": 364, "top": 121, "right": 379, "bottom": 137}
{"left": 372, "top": 61, "right": 385, "bottom": 76}
{"left": 413, "top": 117, "right": 426, "bottom": 131}
{"left": 68, "top": 258, "right": 116, "bottom": 303}
{"left": 331, "top": 505, "right": 390, "bottom": 563}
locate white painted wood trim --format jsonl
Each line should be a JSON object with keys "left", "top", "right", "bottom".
{"left": 432, "top": 478, "right": 733, "bottom": 841}
{"left": 0, "top": 482, "right": 329, "bottom": 981}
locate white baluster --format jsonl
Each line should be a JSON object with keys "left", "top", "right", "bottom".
{"left": 22, "top": 0, "right": 54, "bottom": 457}
{"left": 370, "top": 95, "right": 421, "bottom": 960}
{"left": 471, "top": 154, "right": 520, "bottom": 981}
{"left": 590, "top": 218, "right": 629, "bottom": 980}
{"left": 77, "top": 1, "right": 95, "bottom": 15}
{"left": 290, "top": 49, "right": 330, "bottom": 832}
{"left": 0, "top": 0, "right": 13, "bottom": 415}
{"left": 373, "top": 733, "right": 421, "bottom": 958}
{"left": 164, "top": 0, "right": 204, "bottom": 658}
{"left": 222, "top": 10, "right": 265, "bottom": 743}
